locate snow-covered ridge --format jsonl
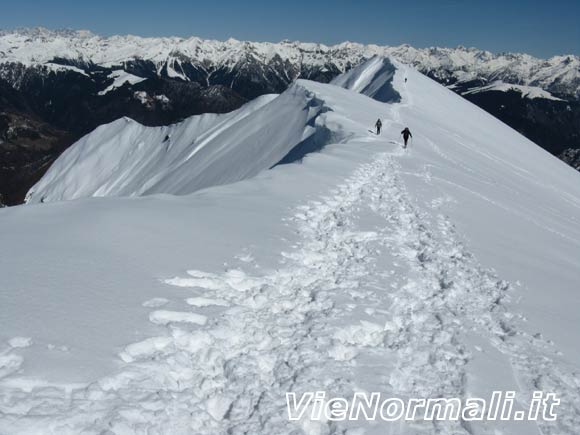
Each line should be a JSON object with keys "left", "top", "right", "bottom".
{"left": 25, "top": 81, "right": 343, "bottom": 203}
{"left": 25, "top": 58, "right": 407, "bottom": 204}
{"left": 0, "top": 27, "right": 578, "bottom": 99}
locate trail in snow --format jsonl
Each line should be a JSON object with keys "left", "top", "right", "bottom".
{"left": 0, "top": 137, "right": 396, "bottom": 434}
{"left": 382, "top": 68, "right": 580, "bottom": 434}
{"left": 367, "top": 156, "right": 580, "bottom": 435}
{"left": 3, "top": 147, "right": 578, "bottom": 434}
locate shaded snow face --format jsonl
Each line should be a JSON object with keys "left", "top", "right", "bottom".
{"left": 25, "top": 92, "right": 298, "bottom": 203}
{"left": 331, "top": 57, "right": 401, "bottom": 103}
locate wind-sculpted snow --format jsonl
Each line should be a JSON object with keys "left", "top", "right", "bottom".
{"left": 331, "top": 56, "right": 400, "bottom": 103}
{"left": 26, "top": 85, "right": 339, "bottom": 203}
{"left": 1, "top": 59, "right": 580, "bottom": 434}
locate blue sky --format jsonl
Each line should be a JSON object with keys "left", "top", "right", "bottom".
{"left": 1, "top": 0, "right": 578, "bottom": 57}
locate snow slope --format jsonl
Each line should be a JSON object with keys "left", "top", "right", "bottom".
{"left": 330, "top": 56, "right": 400, "bottom": 103}
{"left": 25, "top": 89, "right": 323, "bottom": 203}
{"left": 1, "top": 59, "right": 580, "bottom": 434}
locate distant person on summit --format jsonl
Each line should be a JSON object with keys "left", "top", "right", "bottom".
{"left": 375, "top": 119, "right": 382, "bottom": 135}
{"left": 401, "top": 127, "right": 412, "bottom": 148}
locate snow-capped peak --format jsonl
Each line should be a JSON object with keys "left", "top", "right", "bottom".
{"left": 0, "top": 28, "right": 578, "bottom": 99}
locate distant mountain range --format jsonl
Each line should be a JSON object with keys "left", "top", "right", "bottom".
{"left": 0, "top": 28, "right": 578, "bottom": 205}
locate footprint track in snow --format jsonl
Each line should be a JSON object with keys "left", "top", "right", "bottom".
{"left": 368, "top": 155, "right": 580, "bottom": 435}
{"left": 1, "top": 154, "right": 578, "bottom": 434}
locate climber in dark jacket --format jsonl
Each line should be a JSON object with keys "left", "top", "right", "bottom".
{"left": 401, "top": 127, "right": 412, "bottom": 148}
{"left": 375, "top": 119, "right": 382, "bottom": 135}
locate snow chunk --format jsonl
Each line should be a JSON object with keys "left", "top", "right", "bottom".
{"left": 206, "top": 395, "right": 233, "bottom": 421}
{"left": 334, "top": 321, "right": 386, "bottom": 347}
{"left": 8, "top": 336, "right": 33, "bottom": 348}
{"left": 119, "top": 336, "right": 173, "bottom": 363}
{"left": 165, "top": 271, "right": 224, "bottom": 290}
{"left": 142, "top": 297, "right": 169, "bottom": 308}
{"left": 185, "top": 297, "right": 229, "bottom": 307}
{"left": 149, "top": 310, "right": 207, "bottom": 326}
{"left": 0, "top": 354, "right": 23, "bottom": 379}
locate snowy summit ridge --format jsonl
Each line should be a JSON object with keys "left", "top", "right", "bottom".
{"left": 25, "top": 85, "right": 332, "bottom": 203}
{"left": 25, "top": 58, "right": 403, "bottom": 204}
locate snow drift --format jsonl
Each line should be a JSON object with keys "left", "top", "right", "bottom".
{"left": 1, "top": 58, "right": 580, "bottom": 435}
